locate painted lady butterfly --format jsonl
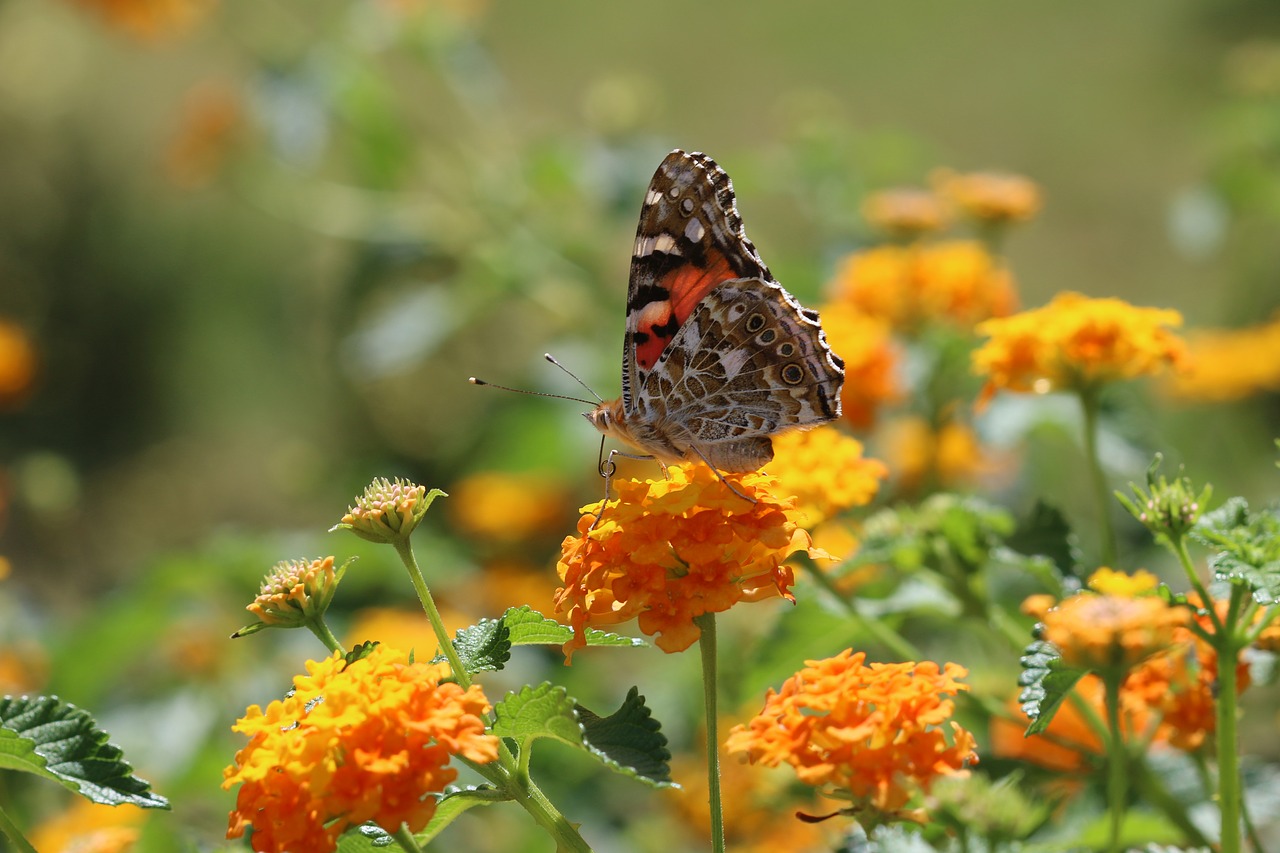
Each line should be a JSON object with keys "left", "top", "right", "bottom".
{"left": 586, "top": 150, "right": 845, "bottom": 474}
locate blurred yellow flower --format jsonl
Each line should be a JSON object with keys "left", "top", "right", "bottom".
{"left": 554, "top": 464, "right": 812, "bottom": 658}
{"left": 932, "top": 168, "right": 1043, "bottom": 224}
{"left": 449, "top": 470, "right": 569, "bottom": 544}
{"left": 861, "top": 187, "right": 949, "bottom": 238}
{"left": 1042, "top": 590, "right": 1185, "bottom": 672}
{"left": 726, "top": 649, "right": 976, "bottom": 813}
{"left": 1086, "top": 566, "right": 1159, "bottom": 597}
{"left": 68, "top": 0, "right": 214, "bottom": 41}
{"left": 830, "top": 241, "right": 1017, "bottom": 332}
{"left": 881, "top": 415, "right": 1009, "bottom": 494}
{"left": 814, "top": 301, "right": 901, "bottom": 429}
{"left": 768, "top": 427, "right": 887, "bottom": 525}
{"left": 224, "top": 646, "right": 498, "bottom": 853}
{"left": 1161, "top": 313, "right": 1280, "bottom": 402}
{"left": 29, "top": 799, "right": 143, "bottom": 853}
{"left": 0, "top": 320, "right": 37, "bottom": 410}
{"left": 973, "top": 292, "right": 1188, "bottom": 400}
{"left": 345, "top": 605, "right": 472, "bottom": 656}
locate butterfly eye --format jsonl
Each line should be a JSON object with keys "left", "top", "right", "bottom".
{"left": 781, "top": 364, "right": 805, "bottom": 385}
{"left": 757, "top": 328, "right": 778, "bottom": 345}
{"left": 744, "top": 313, "right": 767, "bottom": 333}
{"left": 667, "top": 186, "right": 681, "bottom": 200}
{"left": 680, "top": 198, "right": 695, "bottom": 216}
{"left": 776, "top": 342, "right": 796, "bottom": 358}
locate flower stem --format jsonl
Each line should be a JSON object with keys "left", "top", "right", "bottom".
{"left": 802, "top": 561, "right": 922, "bottom": 661}
{"left": 1102, "top": 671, "right": 1127, "bottom": 853}
{"left": 307, "top": 615, "right": 346, "bottom": 656}
{"left": 393, "top": 539, "right": 471, "bottom": 688}
{"left": 0, "top": 804, "right": 36, "bottom": 853}
{"left": 1079, "top": 386, "right": 1117, "bottom": 567}
{"left": 1215, "top": 586, "right": 1247, "bottom": 853}
{"left": 695, "top": 612, "right": 726, "bottom": 853}
{"left": 390, "top": 824, "right": 425, "bottom": 853}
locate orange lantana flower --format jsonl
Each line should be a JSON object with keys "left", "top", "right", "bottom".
{"left": 223, "top": 646, "right": 498, "bottom": 853}
{"left": 1042, "top": 591, "right": 1185, "bottom": 672}
{"left": 861, "top": 188, "right": 949, "bottom": 239}
{"left": 829, "top": 241, "right": 1017, "bottom": 332}
{"left": 554, "top": 465, "right": 813, "bottom": 658}
{"left": 931, "top": 168, "right": 1043, "bottom": 225}
{"left": 767, "top": 427, "right": 887, "bottom": 525}
{"left": 973, "top": 292, "right": 1188, "bottom": 400}
{"left": 1162, "top": 312, "right": 1280, "bottom": 402}
{"left": 813, "top": 302, "right": 901, "bottom": 429}
{"left": 725, "top": 649, "right": 977, "bottom": 814}
{"left": 29, "top": 799, "right": 144, "bottom": 853}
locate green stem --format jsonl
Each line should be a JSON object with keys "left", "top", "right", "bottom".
{"left": 1102, "top": 671, "right": 1127, "bottom": 853}
{"left": 307, "top": 614, "right": 346, "bottom": 656}
{"left": 803, "top": 561, "right": 922, "bottom": 661}
{"left": 393, "top": 539, "right": 471, "bottom": 688}
{"left": 695, "top": 612, "right": 726, "bottom": 853}
{"left": 390, "top": 824, "right": 425, "bottom": 853}
{"left": 0, "top": 805, "right": 36, "bottom": 853}
{"left": 506, "top": 773, "right": 593, "bottom": 853}
{"left": 1079, "top": 386, "right": 1117, "bottom": 567}
{"left": 1215, "top": 587, "right": 1246, "bottom": 853}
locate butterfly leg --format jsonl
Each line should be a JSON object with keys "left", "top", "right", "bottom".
{"left": 590, "top": 448, "right": 657, "bottom": 531}
{"left": 687, "top": 445, "right": 758, "bottom": 506}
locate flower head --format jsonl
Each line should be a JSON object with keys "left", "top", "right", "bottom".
{"left": 234, "top": 556, "right": 347, "bottom": 637}
{"left": 1086, "top": 566, "right": 1160, "bottom": 597}
{"left": 29, "top": 799, "right": 144, "bottom": 853}
{"left": 1162, "top": 314, "right": 1280, "bottom": 402}
{"left": 554, "top": 464, "right": 813, "bottom": 659}
{"left": 767, "top": 427, "right": 887, "bottom": 525}
{"left": 861, "top": 188, "right": 949, "bottom": 239}
{"left": 1041, "top": 588, "right": 1185, "bottom": 672}
{"left": 725, "top": 649, "right": 977, "bottom": 814}
{"left": 812, "top": 301, "right": 901, "bottom": 429}
{"left": 829, "top": 241, "right": 1017, "bottom": 332}
{"left": 973, "top": 292, "right": 1188, "bottom": 400}
{"left": 0, "top": 319, "right": 37, "bottom": 411}
{"left": 1116, "top": 457, "right": 1212, "bottom": 545}
{"left": 332, "top": 478, "right": 445, "bottom": 545}
{"left": 449, "top": 470, "right": 569, "bottom": 544}
{"left": 223, "top": 645, "right": 498, "bottom": 853}
{"left": 932, "top": 168, "right": 1042, "bottom": 225}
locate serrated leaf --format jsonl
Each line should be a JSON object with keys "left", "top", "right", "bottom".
{"left": 1018, "top": 640, "right": 1087, "bottom": 736}
{"left": 1007, "top": 501, "right": 1082, "bottom": 579}
{"left": 576, "top": 687, "right": 673, "bottom": 787}
{"left": 491, "top": 684, "right": 674, "bottom": 788}
{"left": 1190, "top": 498, "right": 1280, "bottom": 604}
{"left": 336, "top": 785, "right": 508, "bottom": 851}
{"left": 0, "top": 695, "right": 168, "bottom": 808}
{"left": 445, "top": 608, "right": 646, "bottom": 675}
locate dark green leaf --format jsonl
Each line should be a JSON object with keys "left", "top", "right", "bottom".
{"left": 1191, "top": 498, "right": 1280, "bottom": 604}
{"left": 450, "top": 616, "right": 511, "bottom": 674}
{"left": 1006, "top": 501, "right": 1082, "bottom": 579}
{"left": 576, "top": 687, "right": 673, "bottom": 787}
{"left": 1018, "top": 640, "right": 1087, "bottom": 736}
{"left": 0, "top": 695, "right": 168, "bottom": 808}
{"left": 445, "top": 607, "right": 645, "bottom": 675}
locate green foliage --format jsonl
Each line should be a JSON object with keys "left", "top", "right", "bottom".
{"left": 1192, "top": 497, "right": 1280, "bottom": 603}
{"left": 0, "top": 695, "right": 168, "bottom": 809}
{"left": 1017, "top": 640, "right": 1087, "bottom": 736}
{"left": 1006, "top": 500, "right": 1083, "bottom": 580}
{"left": 447, "top": 606, "right": 646, "bottom": 674}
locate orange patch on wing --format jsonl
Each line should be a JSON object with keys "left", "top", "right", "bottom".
{"left": 667, "top": 249, "right": 736, "bottom": 323}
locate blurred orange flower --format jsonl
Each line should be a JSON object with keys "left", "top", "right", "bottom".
{"left": 814, "top": 301, "right": 901, "bottom": 429}
{"left": 345, "top": 605, "right": 473, "bottom": 655}
{"left": 880, "top": 415, "right": 1010, "bottom": 494}
{"left": 0, "top": 320, "right": 38, "bottom": 410}
{"left": 165, "top": 82, "right": 242, "bottom": 190}
{"left": 450, "top": 470, "right": 569, "bottom": 544}
{"left": 932, "top": 168, "right": 1043, "bottom": 225}
{"left": 1161, "top": 312, "right": 1280, "bottom": 402}
{"left": 725, "top": 649, "right": 977, "bottom": 814}
{"left": 768, "top": 426, "right": 887, "bottom": 524}
{"left": 224, "top": 646, "right": 498, "bottom": 853}
{"left": 830, "top": 241, "right": 1017, "bottom": 331}
{"left": 554, "top": 464, "right": 812, "bottom": 658}
{"left": 861, "top": 188, "right": 949, "bottom": 238}
{"left": 29, "top": 799, "right": 144, "bottom": 853}
{"left": 973, "top": 292, "right": 1188, "bottom": 400}
{"left": 1042, "top": 589, "right": 1184, "bottom": 672}
{"left": 68, "top": 0, "right": 214, "bottom": 41}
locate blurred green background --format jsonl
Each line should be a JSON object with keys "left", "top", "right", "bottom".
{"left": 2, "top": 0, "right": 1280, "bottom": 850}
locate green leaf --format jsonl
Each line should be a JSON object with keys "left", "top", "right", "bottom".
{"left": 0, "top": 695, "right": 168, "bottom": 808}
{"left": 336, "top": 786, "right": 508, "bottom": 850}
{"left": 1191, "top": 498, "right": 1280, "bottom": 603}
{"left": 1006, "top": 500, "right": 1082, "bottom": 579}
{"left": 491, "top": 684, "right": 673, "bottom": 788}
{"left": 1018, "top": 640, "right": 1087, "bottom": 736}
{"left": 445, "top": 607, "right": 646, "bottom": 675}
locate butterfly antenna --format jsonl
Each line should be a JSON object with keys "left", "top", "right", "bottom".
{"left": 543, "top": 353, "right": 604, "bottom": 403}
{"left": 468, "top": 376, "right": 596, "bottom": 406}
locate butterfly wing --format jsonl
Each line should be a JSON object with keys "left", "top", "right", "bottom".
{"left": 622, "top": 150, "right": 773, "bottom": 414}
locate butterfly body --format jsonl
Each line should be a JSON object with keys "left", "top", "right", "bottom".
{"left": 588, "top": 150, "right": 844, "bottom": 473}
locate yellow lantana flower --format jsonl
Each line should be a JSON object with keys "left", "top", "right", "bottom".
{"left": 812, "top": 302, "right": 901, "bottom": 430}
{"left": 554, "top": 464, "right": 814, "bottom": 658}
{"left": 767, "top": 427, "right": 887, "bottom": 525}
{"left": 1162, "top": 312, "right": 1280, "bottom": 402}
{"left": 973, "top": 292, "right": 1188, "bottom": 400}
{"left": 726, "top": 649, "right": 977, "bottom": 814}
{"left": 223, "top": 645, "right": 498, "bottom": 853}
{"left": 932, "top": 168, "right": 1043, "bottom": 225}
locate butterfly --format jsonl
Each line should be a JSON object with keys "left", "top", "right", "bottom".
{"left": 585, "top": 150, "right": 845, "bottom": 477}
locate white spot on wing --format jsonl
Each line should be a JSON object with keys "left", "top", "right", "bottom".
{"left": 719, "top": 348, "right": 750, "bottom": 379}
{"left": 646, "top": 189, "right": 663, "bottom": 205}
{"left": 634, "top": 232, "right": 681, "bottom": 257}
{"left": 684, "top": 218, "right": 705, "bottom": 243}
